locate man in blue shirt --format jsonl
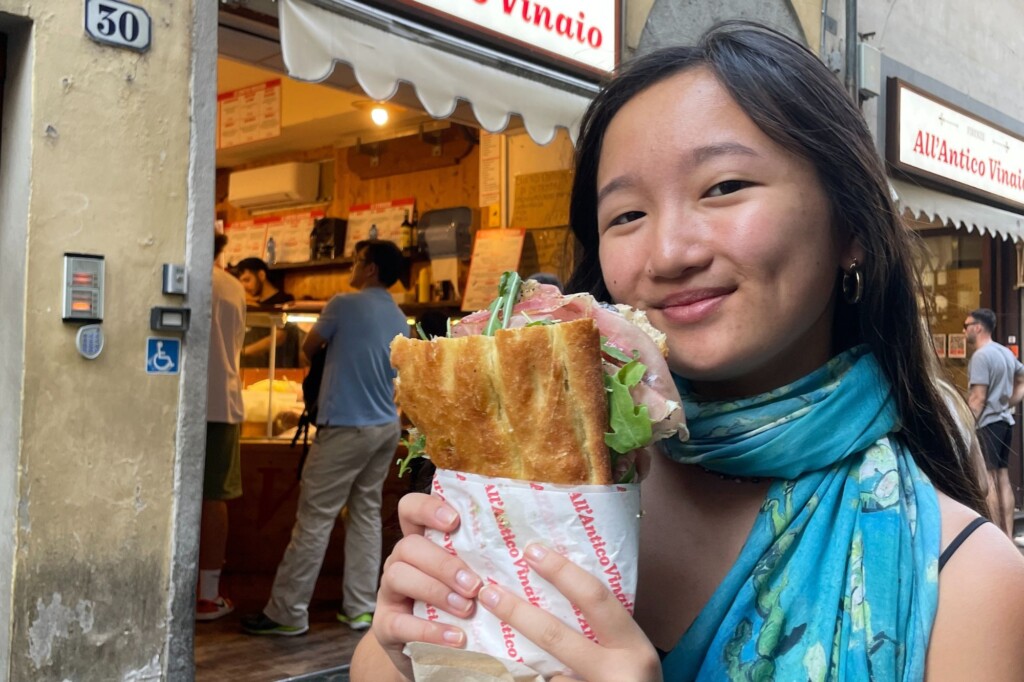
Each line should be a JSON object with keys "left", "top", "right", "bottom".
{"left": 242, "top": 240, "right": 409, "bottom": 636}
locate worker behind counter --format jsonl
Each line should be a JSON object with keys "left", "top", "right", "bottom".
{"left": 234, "top": 257, "right": 302, "bottom": 368}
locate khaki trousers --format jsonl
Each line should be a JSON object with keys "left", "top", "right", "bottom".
{"left": 264, "top": 422, "right": 400, "bottom": 628}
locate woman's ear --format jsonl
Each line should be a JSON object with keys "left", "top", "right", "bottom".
{"left": 841, "top": 239, "right": 866, "bottom": 271}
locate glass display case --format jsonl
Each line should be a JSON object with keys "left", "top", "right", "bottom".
{"left": 238, "top": 299, "right": 456, "bottom": 440}
{"left": 240, "top": 307, "right": 318, "bottom": 441}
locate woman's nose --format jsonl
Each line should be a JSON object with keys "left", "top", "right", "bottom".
{"left": 645, "top": 210, "right": 713, "bottom": 278}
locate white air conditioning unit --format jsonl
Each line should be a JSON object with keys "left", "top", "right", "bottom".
{"left": 227, "top": 162, "right": 320, "bottom": 209}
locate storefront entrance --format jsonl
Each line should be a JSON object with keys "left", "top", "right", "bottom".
{"left": 907, "top": 211, "right": 1024, "bottom": 507}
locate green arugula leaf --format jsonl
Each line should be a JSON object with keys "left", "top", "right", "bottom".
{"left": 482, "top": 271, "right": 523, "bottom": 336}
{"left": 604, "top": 359, "right": 654, "bottom": 455}
{"left": 396, "top": 431, "right": 428, "bottom": 478}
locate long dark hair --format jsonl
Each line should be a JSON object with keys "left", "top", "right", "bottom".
{"left": 565, "top": 21, "right": 988, "bottom": 515}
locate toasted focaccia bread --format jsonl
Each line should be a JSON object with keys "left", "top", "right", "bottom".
{"left": 390, "top": 318, "right": 611, "bottom": 485}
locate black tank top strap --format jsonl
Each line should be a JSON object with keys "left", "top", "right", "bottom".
{"left": 938, "top": 516, "right": 989, "bottom": 572}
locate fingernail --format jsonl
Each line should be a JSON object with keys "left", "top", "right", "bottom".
{"left": 455, "top": 570, "right": 480, "bottom": 592}
{"left": 442, "top": 629, "right": 464, "bottom": 645}
{"left": 447, "top": 592, "right": 471, "bottom": 611}
{"left": 478, "top": 586, "right": 500, "bottom": 607}
{"left": 435, "top": 507, "right": 457, "bottom": 525}
{"left": 525, "top": 544, "right": 548, "bottom": 562}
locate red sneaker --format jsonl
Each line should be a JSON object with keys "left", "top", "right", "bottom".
{"left": 196, "top": 596, "right": 234, "bottom": 621}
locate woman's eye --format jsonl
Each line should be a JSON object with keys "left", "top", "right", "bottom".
{"left": 608, "top": 211, "right": 645, "bottom": 227}
{"left": 705, "top": 180, "right": 750, "bottom": 197}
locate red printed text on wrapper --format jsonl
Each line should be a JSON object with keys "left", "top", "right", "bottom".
{"left": 487, "top": 578, "right": 527, "bottom": 664}
{"left": 570, "top": 491, "right": 634, "bottom": 613}
{"left": 486, "top": 485, "right": 546, "bottom": 609}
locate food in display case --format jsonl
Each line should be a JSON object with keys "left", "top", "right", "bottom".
{"left": 241, "top": 377, "right": 305, "bottom": 438}
{"left": 240, "top": 309, "right": 318, "bottom": 440}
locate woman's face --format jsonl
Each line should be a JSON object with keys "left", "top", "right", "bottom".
{"left": 596, "top": 68, "right": 858, "bottom": 398}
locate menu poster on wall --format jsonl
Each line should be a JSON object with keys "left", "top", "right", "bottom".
{"left": 461, "top": 228, "right": 527, "bottom": 312}
{"left": 948, "top": 333, "right": 967, "bottom": 359}
{"left": 344, "top": 198, "right": 416, "bottom": 256}
{"left": 217, "top": 79, "right": 282, "bottom": 150}
{"left": 932, "top": 333, "right": 947, "bottom": 358}
{"left": 510, "top": 169, "right": 572, "bottom": 229}
{"left": 222, "top": 220, "right": 269, "bottom": 267}
{"left": 479, "top": 131, "right": 502, "bottom": 209}
{"left": 223, "top": 211, "right": 325, "bottom": 266}
{"left": 264, "top": 210, "right": 325, "bottom": 264}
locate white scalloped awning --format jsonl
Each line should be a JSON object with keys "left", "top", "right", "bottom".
{"left": 279, "top": 0, "right": 597, "bottom": 145}
{"left": 892, "top": 178, "right": 1024, "bottom": 242}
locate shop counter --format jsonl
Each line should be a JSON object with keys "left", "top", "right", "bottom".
{"left": 225, "top": 438, "right": 412, "bottom": 600}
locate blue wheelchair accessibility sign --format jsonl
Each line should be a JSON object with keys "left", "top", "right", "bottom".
{"left": 146, "top": 337, "right": 180, "bottom": 375}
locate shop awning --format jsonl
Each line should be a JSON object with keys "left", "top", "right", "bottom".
{"left": 892, "top": 178, "right": 1024, "bottom": 242}
{"left": 278, "top": 0, "right": 598, "bottom": 145}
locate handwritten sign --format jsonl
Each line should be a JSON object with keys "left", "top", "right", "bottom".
{"left": 519, "top": 227, "right": 572, "bottom": 282}
{"left": 511, "top": 170, "right": 572, "bottom": 229}
{"left": 218, "top": 80, "right": 282, "bottom": 149}
{"left": 462, "top": 229, "right": 527, "bottom": 312}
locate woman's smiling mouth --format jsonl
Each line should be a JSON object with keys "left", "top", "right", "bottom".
{"left": 653, "top": 288, "right": 734, "bottom": 324}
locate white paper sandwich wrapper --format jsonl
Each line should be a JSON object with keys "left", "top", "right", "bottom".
{"left": 407, "top": 468, "right": 641, "bottom": 680}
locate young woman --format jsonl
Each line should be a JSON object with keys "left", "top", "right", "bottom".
{"left": 352, "top": 22, "right": 1024, "bottom": 681}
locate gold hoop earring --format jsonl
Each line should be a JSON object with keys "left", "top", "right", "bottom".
{"left": 842, "top": 260, "right": 863, "bottom": 305}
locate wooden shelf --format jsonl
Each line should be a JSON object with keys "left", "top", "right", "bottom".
{"left": 268, "top": 250, "right": 442, "bottom": 274}
{"left": 402, "top": 301, "right": 462, "bottom": 314}
{"left": 268, "top": 258, "right": 353, "bottom": 272}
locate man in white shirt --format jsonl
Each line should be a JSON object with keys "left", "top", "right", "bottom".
{"left": 197, "top": 231, "right": 248, "bottom": 620}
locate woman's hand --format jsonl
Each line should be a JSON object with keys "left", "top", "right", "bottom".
{"left": 477, "top": 543, "right": 661, "bottom": 682}
{"left": 371, "top": 492, "right": 484, "bottom": 678}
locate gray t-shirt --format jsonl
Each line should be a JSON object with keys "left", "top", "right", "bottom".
{"left": 967, "top": 342, "right": 1024, "bottom": 428}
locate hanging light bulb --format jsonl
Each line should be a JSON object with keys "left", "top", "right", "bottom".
{"left": 370, "top": 106, "right": 389, "bottom": 126}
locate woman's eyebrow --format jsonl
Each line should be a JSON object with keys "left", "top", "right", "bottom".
{"left": 691, "top": 142, "right": 759, "bottom": 165}
{"left": 597, "top": 143, "right": 760, "bottom": 205}
{"left": 597, "top": 175, "right": 637, "bottom": 205}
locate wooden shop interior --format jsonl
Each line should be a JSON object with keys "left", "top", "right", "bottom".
{"left": 196, "top": 39, "right": 578, "bottom": 678}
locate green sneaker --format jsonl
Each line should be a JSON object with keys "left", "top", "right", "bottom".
{"left": 336, "top": 611, "right": 373, "bottom": 631}
{"left": 240, "top": 612, "right": 308, "bottom": 637}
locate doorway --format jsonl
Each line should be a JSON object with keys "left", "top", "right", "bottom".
{"left": 0, "top": 14, "right": 32, "bottom": 679}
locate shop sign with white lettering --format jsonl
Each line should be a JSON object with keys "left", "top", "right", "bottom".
{"left": 85, "top": 0, "right": 152, "bottom": 52}
{"left": 888, "top": 79, "right": 1024, "bottom": 211}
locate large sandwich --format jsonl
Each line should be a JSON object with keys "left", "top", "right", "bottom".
{"left": 390, "top": 272, "right": 685, "bottom": 484}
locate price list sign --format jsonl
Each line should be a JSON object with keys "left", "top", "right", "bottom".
{"left": 218, "top": 79, "right": 282, "bottom": 150}
{"left": 344, "top": 198, "right": 416, "bottom": 256}
{"left": 222, "top": 219, "right": 270, "bottom": 266}
{"left": 223, "top": 211, "right": 324, "bottom": 266}
{"left": 264, "top": 211, "right": 324, "bottom": 264}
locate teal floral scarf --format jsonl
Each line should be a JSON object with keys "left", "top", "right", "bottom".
{"left": 660, "top": 346, "right": 940, "bottom": 681}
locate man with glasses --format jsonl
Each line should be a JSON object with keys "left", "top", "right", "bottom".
{"left": 965, "top": 308, "right": 1024, "bottom": 538}
{"left": 241, "top": 239, "right": 409, "bottom": 636}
